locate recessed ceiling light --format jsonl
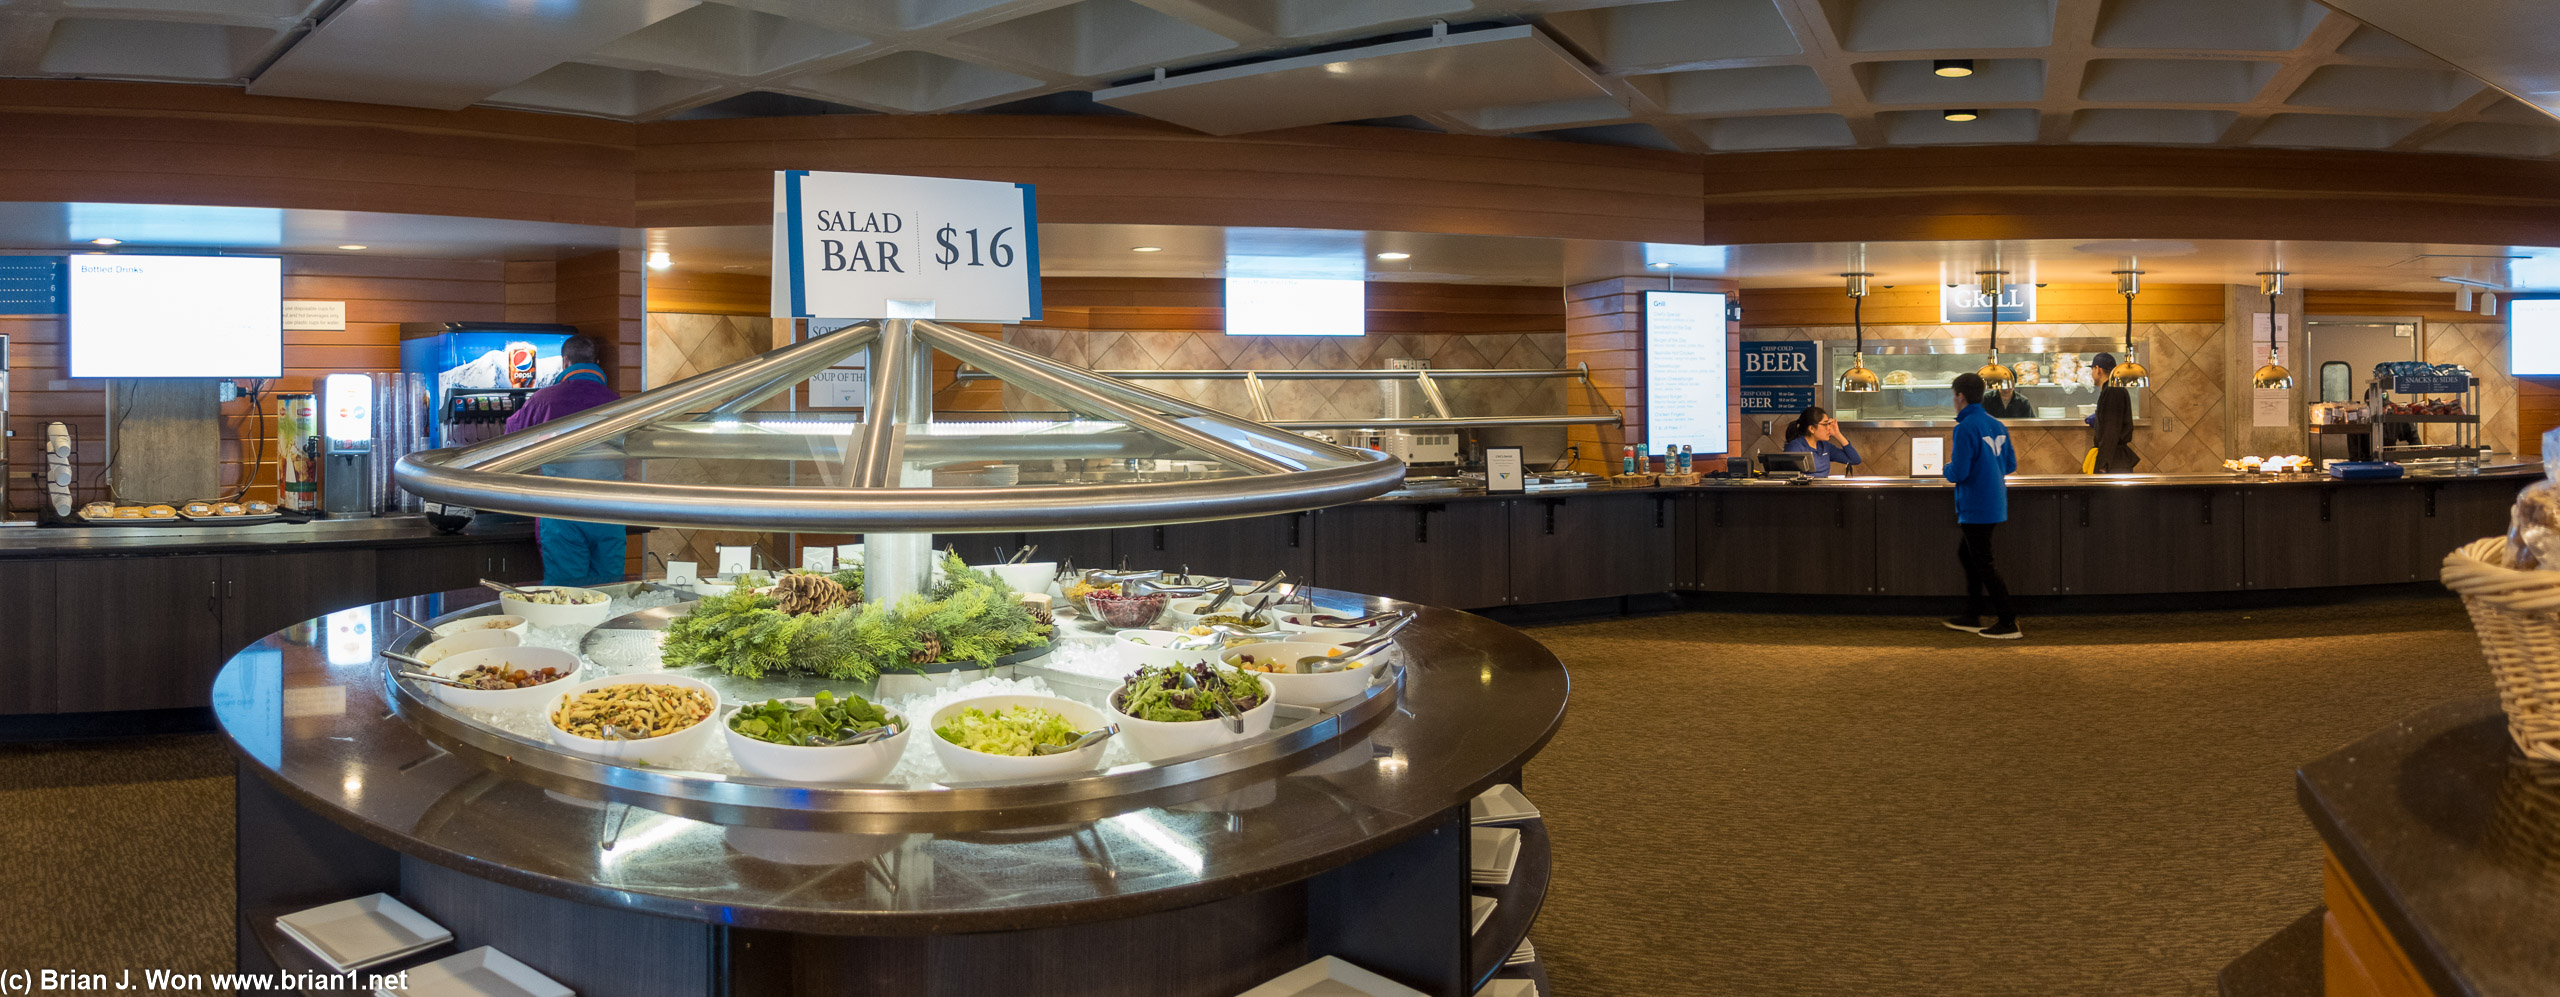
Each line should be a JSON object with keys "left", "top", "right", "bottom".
{"left": 647, "top": 250, "right": 673, "bottom": 270}
{"left": 337, "top": 244, "right": 367, "bottom": 251}
{"left": 1933, "top": 59, "right": 1975, "bottom": 78}
{"left": 89, "top": 237, "right": 120, "bottom": 246}
{"left": 1648, "top": 262, "right": 1676, "bottom": 270}
{"left": 1375, "top": 252, "right": 1410, "bottom": 260}
{"left": 1131, "top": 246, "right": 1163, "bottom": 253}
{"left": 1944, "top": 109, "right": 1979, "bottom": 122}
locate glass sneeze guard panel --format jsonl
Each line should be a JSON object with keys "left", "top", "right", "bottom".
{"left": 1826, "top": 337, "right": 2145, "bottom": 426}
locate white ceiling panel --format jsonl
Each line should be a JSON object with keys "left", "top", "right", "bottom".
{"left": 951, "top": 0, "right": 1237, "bottom": 77}
{"left": 792, "top": 50, "right": 1042, "bottom": 113}
{"left": 247, "top": 0, "right": 701, "bottom": 109}
{"left": 591, "top": 2, "right": 869, "bottom": 79}
{"left": 1093, "top": 24, "right": 1607, "bottom": 136}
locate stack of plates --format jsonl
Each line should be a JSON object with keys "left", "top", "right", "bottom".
{"left": 1506, "top": 939, "right": 1537, "bottom": 966}
{"left": 376, "top": 947, "right": 572, "bottom": 997}
{"left": 276, "top": 895, "right": 451, "bottom": 973}
{"left": 1469, "top": 785, "right": 1540, "bottom": 825}
{"left": 1470, "top": 827, "right": 1522, "bottom": 886}
{"left": 1477, "top": 980, "right": 1538, "bottom": 997}
{"left": 1236, "top": 956, "right": 1426, "bottom": 997}
{"left": 1471, "top": 895, "right": 1498, "bottom": 935}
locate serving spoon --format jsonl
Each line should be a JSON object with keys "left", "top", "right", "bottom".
{"left": 1033, "top": 724, "right": 1119, "bottom": 755}
{"left": 480, "top": 578, "right": 534, "bottom": 597}
{"left": 1295, "top": 614, "right": 1417, "bottom": 674}
{"left": 806, "top": 723, "right": 901, "bottom": 747}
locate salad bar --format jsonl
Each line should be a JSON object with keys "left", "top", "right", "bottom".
{"left": 217, "top": 566, "right": 1566, "bottom": 996}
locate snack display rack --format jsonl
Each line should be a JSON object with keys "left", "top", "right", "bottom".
{"left": 2366, "top": 372, "right": 2484, "bottom": 472}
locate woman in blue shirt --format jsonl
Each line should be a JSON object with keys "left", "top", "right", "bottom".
{"left": 1781, "top": 406, "right": 1862, "bottom": 477}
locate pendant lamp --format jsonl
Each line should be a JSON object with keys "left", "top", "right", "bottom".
{"left": 2252, "top": 271, "right": 2293, "bottom": 390}
{"left": 2110, "top": 269, "right": 2150, "bottom": 388}
{"left": 1974, "top": 270, "right": 2015, "bottom": 390}
{"left": 1837, "top": 272, "right": 1880, "bottom": 393}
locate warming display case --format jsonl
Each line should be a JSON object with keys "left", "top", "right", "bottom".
{"left": 1826, "top": 336, "right": 2146, "bottom": 428}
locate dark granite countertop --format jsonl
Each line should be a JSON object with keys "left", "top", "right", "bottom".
{"left": 213, "top": 587, "right": 1568, "bottom": 935}
{"left": 1358, "top": 462, "right": 2538, "bottom": 505}
{"left": 2297, "top": 695, "right": 2560, "bottom": 997}
{"left": 0, "top": 513, "right": 535, "bottom": 558}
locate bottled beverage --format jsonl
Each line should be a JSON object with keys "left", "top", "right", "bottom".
{"left": 1635, "top": 444, "right": 1649, "bottom": 474}
{"left": 1622, "top": 445, "right": 1635, "bottom": 475}
{"left": 1680, "top": 445, "right": 1694, "bottom": 473}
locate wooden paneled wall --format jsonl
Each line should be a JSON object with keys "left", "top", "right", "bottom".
{"left": 4, "top": 254, "right": 509, "bottom": 512}
{"left": 1563, "top": 276, "right": 1739, "bottom": 476}
{"left": 1737, "top": 283, "right": 2226, "bottom": 327}
{"left": 556, "top": 250, "right": 644, "bottom": 393}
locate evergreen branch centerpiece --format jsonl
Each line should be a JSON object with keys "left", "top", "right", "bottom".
{"left": 660, "top": 552, "right": 1051, "bottom": 682}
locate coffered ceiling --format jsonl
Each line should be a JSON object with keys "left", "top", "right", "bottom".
{"left": 0, "top": 0, "right": 2548, "bottom": 159}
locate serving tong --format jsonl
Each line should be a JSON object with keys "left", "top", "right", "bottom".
{"left": 480, "top": 578, "right": 533, "bottom": 597}
{"left": 1033, "top": 724, "right": 1119, "bottom": 755}
{"left": 1295, "top": 613, "right": 1417, "bottom": 674}
{"left": 380, "top": 649, "right": 473, "bottom": 689}
{"left": 1173, "top": 663, "right": 1246, "bottom": 733}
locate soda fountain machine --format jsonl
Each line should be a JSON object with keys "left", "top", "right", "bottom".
{"left": 320, "top": 372, "right": 372, "bottom": 517}
{"left": 399, "top": 322, "right": 578, "bottom": 448}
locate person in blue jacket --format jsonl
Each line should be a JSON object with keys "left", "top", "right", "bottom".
{"left": 1781, "top": 406, "right": 1862, "bottom": 477}
{"left": 1942, "top": 373, "right": 2022, "bottom": 639}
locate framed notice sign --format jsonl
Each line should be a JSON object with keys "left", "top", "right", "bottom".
{"left": 1642, "top": 291, "right": 1731, "bottom": 455}
{"left": 1485, "top": 446, "right": 1525, "bottom": 493}
{"left": 773, "top": 170, "right": 1041, "bottom": 322}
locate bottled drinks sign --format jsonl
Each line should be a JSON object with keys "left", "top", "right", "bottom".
{"left": 772, "top": 170, "right": 1041, "bottom": 322}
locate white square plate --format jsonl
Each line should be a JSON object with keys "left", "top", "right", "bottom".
{"left": 1477, "top": 980, "right": 1538, "bottom": 997}
{"left": 1506, "top": 939, "right": 1537, "bottom": 966}
{"left": 1469, "top": 785, "right": 1540, "bottom": 825}
{"left": 277, "top": 894, "right": 451, "bottom": 974}
{"left": 375, "top": 946, "right": 572, "bottom": 997}
{"left": 1471, "top": 895, "right": 1498, "bottom": 935}
{"left": 1470, "top": 827, "right": 1521, "bottom": 885}
{"left": 1235, "top": 956, "right": 1428, "bottom": 997}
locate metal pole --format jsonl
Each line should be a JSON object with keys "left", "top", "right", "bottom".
{"left": 856, "top": 318, "right": 933, "bottom": 606}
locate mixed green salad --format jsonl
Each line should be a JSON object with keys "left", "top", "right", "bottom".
{"left": 1114, "top": 662, "right": 1266, "bottom": 723}
{"left": 729, "top": 690, "right": 902, "bottom": 747}
{"left": 936, "top": 705, "right": 1082, "bottom": 756}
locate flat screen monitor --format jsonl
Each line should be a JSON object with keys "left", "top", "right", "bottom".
{"left": 68, "top": 254, "right": 283, "bottom": 378}
{"left": 1642, "top": 290, "right": 1732, "bottom": 455}
{"left": 1224, "top": 277, "right": 1364, "bottom": 336}
{"left": 2511, "top": 297, "right": 2560, "bottom": 376}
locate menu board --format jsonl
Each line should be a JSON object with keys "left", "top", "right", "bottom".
{"left": 1643, "top": 291, "right": 1731, "bottom": 455}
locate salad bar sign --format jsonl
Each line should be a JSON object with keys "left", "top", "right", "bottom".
{"left": 1741, "top": 340, "right": 1818, "bottom": 415}
{"left": 774, "top": 170, "right": 1042, "bottom": 323}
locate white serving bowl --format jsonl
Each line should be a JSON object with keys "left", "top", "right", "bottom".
{"left": 414, "top": 628, "right": 520, "bottom": 665}
{"left": 1115, "top": 630, "right": 1217, "bottom": 672}
{"left": 980, "top": 561, "right": 1058, "bottom": 598}
{"left": 927, "top": 693, "right": 1112, "bottom": 783}
{"left": 501, "top": 586, "right": 616, "bottom": 629}
{"left": 421, "top": 646, "right": 581, "bottom": 712}
{"left": 724, "top": 698, "right": 913, "bottom": 785}
{"left": 1110, "top": 674, "right": 1279, "bottom": 763}
{"left": 1224, "top": 641, "right": 1385, "bottom": 708}
{"left": 430, "top": 614, "right": 529, "bottom": 640}
{"left": 544, "top": 673, "right": 723, "bottom": 766}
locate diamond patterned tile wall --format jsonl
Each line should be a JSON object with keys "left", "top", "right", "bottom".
{"left": 645, "top": 312, "right": 792, "bottom": 569}
{"left": 2422, "top": 321, "right": 2517, "bottom": 454}
{"left": 1739, "top": 323, "right": 2233, "bottom": 476}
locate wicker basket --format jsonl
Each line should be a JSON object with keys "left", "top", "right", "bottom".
{"left": 2441, "top": 536, "right": 2560, "bottom": 762}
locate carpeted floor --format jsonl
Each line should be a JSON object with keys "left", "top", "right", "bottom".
{"left": 0, "top": 596, "right": 2496, "bottom": 996}
{"left": 1524, "top": 596, "right": 2494, "bottom": 997}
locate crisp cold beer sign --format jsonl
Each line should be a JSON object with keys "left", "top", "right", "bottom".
{"left": 773, "top": 170, "right": 1041, "bottom": 322}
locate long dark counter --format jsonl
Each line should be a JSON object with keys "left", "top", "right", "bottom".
{"left": 0, "top": 516, "right": 538, "bottom": 716}
{"left": 957, "top": 466, "right": 2539, "bottom": 612}
{"left": 2297, "top": 695, "right": 2560, "bottom": 997}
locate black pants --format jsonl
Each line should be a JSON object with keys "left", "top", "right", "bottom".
{"left": 1957, "top": 522, "right": 2014, "bottom": 623}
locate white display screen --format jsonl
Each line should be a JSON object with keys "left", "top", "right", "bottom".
{"left": 2511, "top": 298, "right": 2560, "bottom": 375}
{"left": 1224, "top": 277, "right": 1364, "bottom": 336}
{"left": 1643, "top": 291, "right": 1732, "bottom": 455}
{"left": 68, "top": 255, "right": 283, "bottom": 378}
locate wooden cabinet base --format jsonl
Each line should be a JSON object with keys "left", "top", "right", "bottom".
{"left": 2322, "top": 846, "right": 2436, "bottom": 997}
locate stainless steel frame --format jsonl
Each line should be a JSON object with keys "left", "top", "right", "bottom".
{"left": 952, "top": 363, "right": 1624, "bottom": 432}
{"left": 394, "top": 319, "right": 1408, "bottom": 533}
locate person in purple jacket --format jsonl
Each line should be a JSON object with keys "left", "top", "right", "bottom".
{"left": 502, "top": 337, "right": 625, "bottom": 587}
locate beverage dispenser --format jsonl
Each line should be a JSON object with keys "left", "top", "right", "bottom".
{"left": 321, "top": 372, "right": 372, "bottom": 516}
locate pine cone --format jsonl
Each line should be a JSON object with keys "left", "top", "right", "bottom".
{"left": 773, "top": 572, "right": 852, "bottom": 616}
{"left": 1024, "top": 604, "right": 1055, "bottom": 636}
{"left": 910, "top": 633, "right": 943, "bottom": 665}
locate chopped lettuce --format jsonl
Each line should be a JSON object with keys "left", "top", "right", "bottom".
{"left": 935, "top": 705, "right": 1079, "bottom": 756}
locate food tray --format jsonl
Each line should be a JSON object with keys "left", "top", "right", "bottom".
{"left": 376, "top": 946, "right": 572, "bottom": 997}
{"left": 1236, "top": 956, "right": 1427, "bottom": 997}
{"left": 74, "top": 513, "right": 191, "bottom": 527}
{"left": 276, "top": 893, "right": 452, "bottom": 973}
{"left": 178, "top": 512, "right": 284, "bottom": 525}
{"left": 1470, "top": 826, "right": 1523, "bottom": 885}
